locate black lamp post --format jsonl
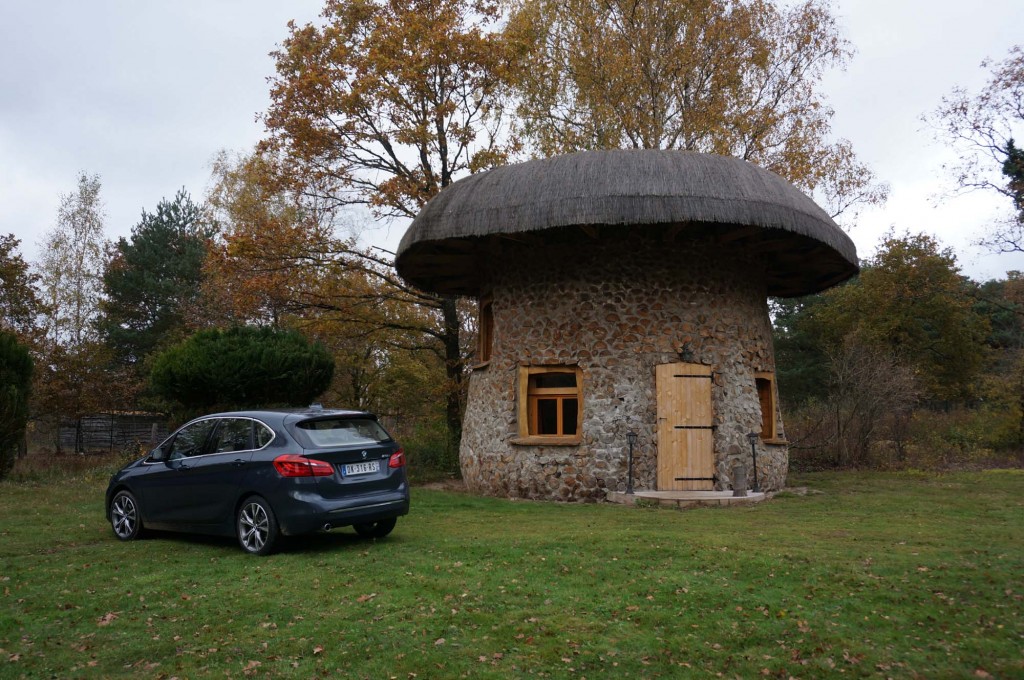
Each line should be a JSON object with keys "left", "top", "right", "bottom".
{"left": 746, "top": 431, "right": 761, "bottom": 492}
{"left": 626, "top": 429, "right": 638, "bottom": 495}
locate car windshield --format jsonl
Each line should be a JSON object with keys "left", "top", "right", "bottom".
{"left": 294, "top": 418, "right": 391, "bottom": 448}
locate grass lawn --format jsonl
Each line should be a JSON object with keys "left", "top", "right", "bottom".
{"left": 1, "top": 468, "right": 1022, "bottom": 678}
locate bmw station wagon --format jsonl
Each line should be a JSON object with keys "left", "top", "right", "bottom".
{"left": 105, "top": 406, "right": 410, "bottom": 555}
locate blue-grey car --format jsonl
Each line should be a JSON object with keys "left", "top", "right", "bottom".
{"left": 105, "top": 406, "right": 410, "bottom": 555}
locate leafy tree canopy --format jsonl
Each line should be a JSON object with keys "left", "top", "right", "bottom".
{"left": 0, "top": 234, "right": 42, "bottom": 340}
{"left": 813, "top": 232, "right": 989, "bottom": 402}
{"left": 263, "top": 0, "right": 516, "bottom": 220}
{"left": 973, "top": 273, "right": 1024, "bottom": 353}
{"left": 201, "top": 151, "right": 338, "bottom": 328}
{"left": 150, "top": 326, "right": 335, "bottom": 415}
{"left": 771, "top": 294, "right": 829, "bottom": 407}
{"left": 100, "top": 189, "right": 214, "bottom": 367}
{"left": 505, "top": 0, "right": 887, "bottom": 221}
{"left": 202, "top": 151, "right": 459, "bottom": 433}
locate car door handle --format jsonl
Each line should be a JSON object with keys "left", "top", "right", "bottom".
{"left": 233, "top": 459, "right": 247, "bottom": 467}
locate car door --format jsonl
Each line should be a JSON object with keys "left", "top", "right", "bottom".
{"left": 133, "top": 418, "right": 217, "bottom": 525}
{"left": 178, "top": 417, "right": 258, "bottom": 526}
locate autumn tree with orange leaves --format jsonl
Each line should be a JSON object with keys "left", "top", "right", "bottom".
{"left": 505, "top": 0, "right": 886, "bottom": 222}
{"left": 202, "top": 151, "right": 332, "bottom": 328}
{"left": 264, "top": 0, "right": 515, "bottom": 217}
{"left": 202, "top": 151, "right": 471, "bottom": 447}
{"left": 0, "top": 234, "right": 42, "bottom": 342}
{"left": 255, "top": 0, "right": 515, "bottom": 449}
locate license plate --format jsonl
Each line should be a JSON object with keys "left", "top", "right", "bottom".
{"left": 343, "top": 460, "right": 379, "bottom": 476}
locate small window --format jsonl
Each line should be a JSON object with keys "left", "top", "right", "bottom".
{"left": 478, "top": 296, "right": 493, "bottom": 364}
{"left": 211, "top": 418, "right": 253, "bottom": 453}
{"left": 167, "top": 419, "right": 216, "bottom": 460}
{"left": 518, "top": 366, "right": 583, "bottom": 440}
{"left": 755, "top": 373, "right": 776, "bottom": 440}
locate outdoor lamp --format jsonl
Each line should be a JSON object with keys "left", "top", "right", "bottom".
{"left": 746, "top": 431, "right": 761, "bottom": 492}
{"left": 626, "top": 429, "right": 638, "bottom": 495}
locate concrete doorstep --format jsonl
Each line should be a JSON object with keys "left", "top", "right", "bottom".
{"left": 605, "top": 489, "right": 769, "bottom": 509}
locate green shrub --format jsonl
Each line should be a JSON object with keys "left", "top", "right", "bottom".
{"left": 905, "top": 407, "right": 1023, "bottom": 469}
{"left": 150, "top": 326, "right": 334, "bottom": 417}
{"left": 400, "top": 418, "right": 459, "bottom": 482}
{"left": 0, "top": 331, "right": 32, "bottom": 480}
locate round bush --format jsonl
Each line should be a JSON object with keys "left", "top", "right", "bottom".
{"left": 150, "top": 326, "right": 334, "bottom": 413}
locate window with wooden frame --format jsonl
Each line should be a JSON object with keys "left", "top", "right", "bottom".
{"left": 755, "top": 372, "right": 776, "bottom": 440}
{"left": 477, "top": 296, "right": 493, "bottom": 365}
{"left": 515, "top": 366, "right": 583, "bottom": 444}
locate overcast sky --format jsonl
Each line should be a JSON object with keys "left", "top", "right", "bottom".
{"left": 2, "top": 1, "right": 1022, "bottom": 281}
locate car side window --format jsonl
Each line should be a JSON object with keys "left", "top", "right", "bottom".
{"left": 211, "top": 418, "right": 253, "bottom": 453}
{"left": 255, "top": 422, "right": 274, "bottom": 448}
{"left": 168, "top": 419, "right": 217, "bottom": 460}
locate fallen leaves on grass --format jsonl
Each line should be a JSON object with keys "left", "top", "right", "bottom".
{"left": 97, "top": 611, "right": 119, "bottom": 626}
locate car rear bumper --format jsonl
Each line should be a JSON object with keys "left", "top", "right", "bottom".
{"left": 275, "top": 487, "right": 410, "bottom": 535}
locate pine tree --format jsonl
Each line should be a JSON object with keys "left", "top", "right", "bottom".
{"left": 1003, "top": 138, "right": 1024, "bottom": 222}
{"left": 100, "top": 189, "right": 213, "bottom": 368}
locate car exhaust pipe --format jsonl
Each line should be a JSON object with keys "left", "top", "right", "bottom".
{"left": 322, "top": 523, "right": 332, "bottom": 531}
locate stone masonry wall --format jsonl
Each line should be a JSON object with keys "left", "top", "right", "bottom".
{"left": 460, "top": 230, "right": 788, "bottom": 501}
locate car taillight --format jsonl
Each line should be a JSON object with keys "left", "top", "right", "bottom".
{"left": 388, "top": 449, "right": 406, "bottom": 469}
{"left": 273, "top": 454, "right": 334, "bottom": 477}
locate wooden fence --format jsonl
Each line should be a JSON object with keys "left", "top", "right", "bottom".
{"left": 58, "top": 413, "right": 170, "bottom": 454}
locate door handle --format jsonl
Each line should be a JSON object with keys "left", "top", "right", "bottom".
{"left": 233, "top": 459, "right": 247, "bottom": 467}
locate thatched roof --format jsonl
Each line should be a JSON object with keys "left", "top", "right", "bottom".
{"left": 395, "top": 150, "right": 858, "bottom": 297}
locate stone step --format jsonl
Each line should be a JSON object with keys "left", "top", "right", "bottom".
{"left": 605, "top": 490, "right": 768, "bottom": 509}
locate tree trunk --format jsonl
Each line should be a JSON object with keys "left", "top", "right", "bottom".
{"left": 441, "top": 296, "right": 464, "bottom": 459}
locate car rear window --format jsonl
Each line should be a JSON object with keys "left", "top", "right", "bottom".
{"left": 294, "top": 418, "right": 392, "bottom": 448}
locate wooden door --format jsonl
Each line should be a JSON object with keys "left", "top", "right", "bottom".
{"left": 656, "top": 363, "right": 714, "bottom": 491}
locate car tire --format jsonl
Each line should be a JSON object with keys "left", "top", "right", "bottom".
{"left": 110, "top": 490, "right": 144, "bottom": 541}
{"left": 353, "top": 517, "right": 397, "bottom": 539}
{"left": 236, "top": 496, "right": 279, "bottom": 556}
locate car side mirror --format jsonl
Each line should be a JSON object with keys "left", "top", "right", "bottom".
{"left": 149, "top": 447, "right": 167, "bottom": 462}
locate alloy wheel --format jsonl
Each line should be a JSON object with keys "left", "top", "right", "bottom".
{"left": 239, "top": 502, "right": 269, "bottom": 553}
{"left": 111, "top": 493, "right": 138, "bottom": 539}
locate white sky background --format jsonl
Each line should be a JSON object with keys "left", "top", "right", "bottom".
{"left": 1, "top": 0, "right": 1023, "bottom": 280}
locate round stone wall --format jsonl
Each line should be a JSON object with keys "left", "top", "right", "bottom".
{"left": 460, "top": 229, "right": 788, "bottom": 500}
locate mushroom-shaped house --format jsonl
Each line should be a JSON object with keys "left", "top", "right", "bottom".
{"left": 395, "top": 150, "right": 857, "bottom": 500}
